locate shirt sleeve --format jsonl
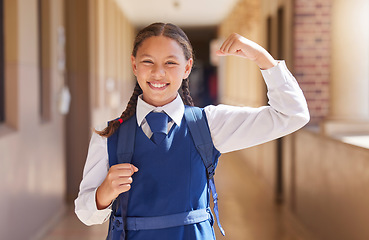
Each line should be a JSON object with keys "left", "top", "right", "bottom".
{"left": 74, "top": 131, "right": 112, "bottom": 226}
{"left": 205, "top": 61, "right": 310, "bottom": 154}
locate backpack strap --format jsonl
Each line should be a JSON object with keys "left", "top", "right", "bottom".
{"left": 184, "top": 106, "right": 215, "bottom": 179}
{"left": 116, "top": 115, "right": 137, "bottom": 164}
{"left": 184, "top": 106, "right": 225, "bottom": 236}
{"left": 107, "top": 115, "right": 137, "bottom": 240}
{"left": 107, "top": 115, "right": 137, "bottom": 166}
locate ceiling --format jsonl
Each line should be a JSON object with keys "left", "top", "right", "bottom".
{"left": 116, "top": 0, "right": 240, "bottom": 28}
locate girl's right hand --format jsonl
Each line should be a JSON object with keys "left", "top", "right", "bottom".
{"left": 96, "top": 163, "right": 139, "bottom": 210}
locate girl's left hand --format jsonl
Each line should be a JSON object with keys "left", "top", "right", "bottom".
{"left": 216, "top": 33, "right": 277, "bottom": 70}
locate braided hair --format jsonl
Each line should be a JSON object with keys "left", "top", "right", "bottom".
{"left": 96, "top": 23, "right": 194, "bottom": 138}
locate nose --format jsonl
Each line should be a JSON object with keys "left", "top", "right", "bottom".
{"left": 151, "top": 64, "right": 165, "bottom": 79}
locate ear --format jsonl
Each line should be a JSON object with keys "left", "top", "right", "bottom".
{"left": 183, "top": 58, "right": 193, "bottom": 79}
{"left": 131, "top": 55, "right": 137, "bottom": 76}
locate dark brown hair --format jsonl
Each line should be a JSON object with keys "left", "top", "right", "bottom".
{"left": 96, "top": 22, "right": 194, "bottom": 138}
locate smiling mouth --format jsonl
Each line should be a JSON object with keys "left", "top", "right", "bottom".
{"left": 148, "top": 82, "right": 169, "bottom": 89}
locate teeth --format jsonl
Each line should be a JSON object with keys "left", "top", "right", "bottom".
{"left": 150, "top": 82, "right": 166, "bottom": 88}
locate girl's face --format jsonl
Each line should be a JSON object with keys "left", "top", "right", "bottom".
{"left": 131, "top": 36, "right": 193, "bottom": 107}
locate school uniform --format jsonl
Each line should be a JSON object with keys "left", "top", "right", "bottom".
{"left": 75, "top": 61, "right": 310, "bottom": 239}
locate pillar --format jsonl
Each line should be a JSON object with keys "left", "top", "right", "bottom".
{"left": 324, "top": 0, "right": 369, "bottom": 134}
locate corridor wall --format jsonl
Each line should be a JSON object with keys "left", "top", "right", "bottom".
{"left": 65, "top": 0, "right": 135, "bottom": 202}
{"left": 286, "top": 129, "right": 369, "bottom": 240}
{"left": 0, "top": 0, "right": 66, "bottom": 239}
{"left": 0, "top": 0, "right": 135, "bottom": 239}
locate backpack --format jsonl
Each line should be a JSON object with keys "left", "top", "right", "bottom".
{"left": 106, "top": 106, "right": 225, "bottom": 240}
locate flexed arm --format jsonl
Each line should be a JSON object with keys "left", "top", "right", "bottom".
{"left": 205, "top": 33, "right": 309, "bottom": 153}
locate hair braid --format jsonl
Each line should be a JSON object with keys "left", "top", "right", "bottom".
{"left": 181, "top": 78, "right": 194, "bottom": 106}
{"left": 95, "top": 82, "right": 142, "bottom": 138}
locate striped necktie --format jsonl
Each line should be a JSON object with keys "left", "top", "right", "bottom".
{"left": 145, "top": 112, "right": 169, "bottom": 145}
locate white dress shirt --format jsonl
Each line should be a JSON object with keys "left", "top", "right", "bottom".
{"left": 75, "top": 61, "right": 310, "bottom": 226}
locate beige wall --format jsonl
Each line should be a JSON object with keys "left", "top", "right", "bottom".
{"left": 289, "top": 129, "right": 369, "bottom": 240}
{"left": 0, "top": 0, "right": 66, "bottom": 239}
{"left": 323, "top": 0, "right": 369, "bottom": 135}
{"left": 89, "top": 0, "right": 135, "bottom": 128}
{"left": 330, "top": 0, "right": 369, "bottom": 121}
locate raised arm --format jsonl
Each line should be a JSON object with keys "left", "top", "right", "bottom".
{"left": 205, "top": 33, "right": 310, "bottom": 153}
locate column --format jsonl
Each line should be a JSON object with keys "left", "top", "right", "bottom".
{"left": 330, "top": 0, "right": 369, "bottom": 120}
{"left": 324, "top": 0, "right": 369, "bottom": 134}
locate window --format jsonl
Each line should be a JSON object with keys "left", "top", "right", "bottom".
{"left": 0, "top": 0, "right": 4, "bottom": 123}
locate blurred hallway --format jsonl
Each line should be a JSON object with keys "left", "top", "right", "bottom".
{"left": 2, "top": 0, "right": 369, "bottom": 239}
{"left": 42, "top": 151, "right": 314, "bottom": 240}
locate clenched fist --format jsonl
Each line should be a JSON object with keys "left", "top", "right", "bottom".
{"left": 96, "top": 163, "right": 139, "bottom": 210}
{"left": 216, "top": 33, "right": 277, "bottom": 70}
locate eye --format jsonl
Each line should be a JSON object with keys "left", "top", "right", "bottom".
{"left": 166, "top": 61, "right": 178, "bottom": 65}
{"left": 142, "top": 60, "right": 153, "bottom": 64}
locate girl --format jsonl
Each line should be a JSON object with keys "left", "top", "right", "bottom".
{"left": 75, "top": 22, "right": 309, "bottom": 240}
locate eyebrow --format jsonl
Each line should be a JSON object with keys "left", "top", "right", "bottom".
{"left": 166, "top": 55, "right": 180, "bottom": 59}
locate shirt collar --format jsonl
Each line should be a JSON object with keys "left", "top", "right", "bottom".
{"left": 136, "top": 94, "right": 185, "bottom": 127}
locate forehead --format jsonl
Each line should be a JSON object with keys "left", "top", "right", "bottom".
{"left": 137, "top": 36, "right": 185, "bottom": 59}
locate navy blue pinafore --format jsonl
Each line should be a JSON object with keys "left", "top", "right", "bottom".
{"left": 107, "top": 107, "right": 222, "bottom": 240}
